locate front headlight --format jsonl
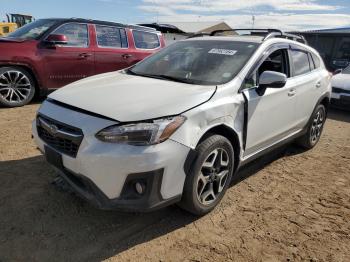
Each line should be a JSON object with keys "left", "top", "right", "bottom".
{"left": 96, "top": 116, "right": 186, "bottom": 145}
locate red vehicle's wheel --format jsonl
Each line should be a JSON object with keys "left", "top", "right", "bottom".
{"left": 0, "top": 67, "right": 36, "bottom": 107}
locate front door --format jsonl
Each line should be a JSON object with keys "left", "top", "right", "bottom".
{"left": 242, "top": 48, "right": 298, "bottom": 157}
{"left": 39, "top": 23, "right": 94, "bottom": 89}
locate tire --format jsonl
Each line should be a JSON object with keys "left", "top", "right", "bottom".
{"left": 179, "top": 135, "right": 234, "bottom": 216}
{"left": 0, "top": 67, "right": 36, "bottom": 107}
{"left": 297, "top": 104, "right": 326, "bottom": 149}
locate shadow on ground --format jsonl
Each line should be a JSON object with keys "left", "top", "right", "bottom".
{"left": 328, "top": 107, "right": 350, "bottom": 123}
{"left": 0, "top": 143, "right": 302, "bottom": 261}
{"left": 1, "top": 107, "right": 347, "bottom": 261}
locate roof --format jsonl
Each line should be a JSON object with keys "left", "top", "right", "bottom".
{"left": 41, "top": 18, "right": 157, "bottom": 32}
{"left": 160, "top": 21, "right": 232, "bottom": 33}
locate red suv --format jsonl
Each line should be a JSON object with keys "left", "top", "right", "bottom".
{"left": 0, "top": 18, "right": 165, "bottom": 107}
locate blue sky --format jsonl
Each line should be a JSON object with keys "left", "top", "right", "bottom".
{"left": 2, "top": 0, "right": 350, "bottom": 30}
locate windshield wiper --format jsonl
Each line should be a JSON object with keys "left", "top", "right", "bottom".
{"left": 127, "top": 69, "right": 195, "bottom": 84}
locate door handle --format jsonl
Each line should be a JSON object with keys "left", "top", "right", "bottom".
{"left": 122, "top": 54, "right": 132, "bottom": 59}
{"left": 316, "top": 82, "right": 322, "bottom": 88}
{"left": 288, "top": 89, "right": 296, "bottom": 97}
{"left": 78, "top": 53, "right": 92, "bottom": 59}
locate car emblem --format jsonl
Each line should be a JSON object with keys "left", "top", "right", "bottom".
{"left": 49, "top": 124, "right": 59, "bottom": 136}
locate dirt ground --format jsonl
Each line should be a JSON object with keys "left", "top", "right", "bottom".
{"left": 0, "top": 102, "right": 349, "bottom": 262}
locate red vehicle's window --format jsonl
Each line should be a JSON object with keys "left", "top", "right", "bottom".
{"left": 95, "top": 25, "right": 127, "bottom": 48}
{"left": 132, "top": 30, "right": 160, "bottom": 49}
{"left": 51, "top": 23, "right": 88, "bottom": 47}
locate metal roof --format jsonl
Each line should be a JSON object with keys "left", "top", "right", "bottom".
{"left": 298, "top": 27, "right": 350, "bottom": 34}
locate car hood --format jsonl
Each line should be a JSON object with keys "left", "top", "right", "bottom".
{"left": 49, "top": 71, "right": 216, "bottom": 122}
{"left": 332, "top": 74, "right": 350, "bottom": 90}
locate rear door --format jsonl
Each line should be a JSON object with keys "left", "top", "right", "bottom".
{"left": 242, "top": 46, "right": 299, "bottom": 157}
{"left": 126, "top": 29, "right": 163, "bottom": 65}
{"left": 39, "top": 22, "right": 95, "bottom": 89}
{"left": 93, "top": 25, "right": 131, "bottom": 74}
{"left": 289, "top": 47, "right": 325, "bottom": 129}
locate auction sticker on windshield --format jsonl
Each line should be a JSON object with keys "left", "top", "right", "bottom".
{"left": 209, "top": 49, "right": 237, "bottom": 56}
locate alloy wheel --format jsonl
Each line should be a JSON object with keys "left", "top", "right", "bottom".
{"left": 0, "top": 70, "right": 32, "bottom": 104}
{"left": 196, "top": 148, "right": 230, "bottom": 206}
{"left": 310, "top": 109, "right": 325, "bottom": 144}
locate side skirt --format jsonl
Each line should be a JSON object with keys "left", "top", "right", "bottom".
{"left": 236, "top": 128, "right": 307, "bottom": 170}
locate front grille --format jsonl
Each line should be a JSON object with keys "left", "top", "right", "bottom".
{"left": 37, "top": 115, "right": 83, "bottom": 158}
{"left": 333, "top": 87, "right": 350, "bottom": 94}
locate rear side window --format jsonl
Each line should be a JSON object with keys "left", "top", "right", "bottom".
{"left": 53, "top": 23, "right": 88, "bottom": 47}
{"left": 308, "top": 53, "right": 315, "bottom": 70}
{"left": 95, "top": 25, "right": 128, "bottom": 48}
{"left": 132, "top": 30, "right": 160, "bottom": 49}
{"left": 311, "top": 53, "right": 321, "bottom": 69}
{"left": 291, "top": 50, "right": 311, "bottom": 76}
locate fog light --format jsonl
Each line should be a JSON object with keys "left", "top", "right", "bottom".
{"left": 135, "top": 182, "right": 145, "bottom": 195}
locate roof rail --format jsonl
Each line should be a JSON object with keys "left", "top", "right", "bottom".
{"left": 264, "top": 31, "right": 307, "bottom": 44}
{"left": 210, "top": 28, "right": 282, "bottom": 36}
{"left": 208, "top": 28, "right": 307, "bottom": 44}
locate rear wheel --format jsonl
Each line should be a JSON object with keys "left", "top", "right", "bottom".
{"left": 297, "top": 104, "right": 326, "bottom": 149}
{"left": 0, "top": 67, "right": 36, "bottom": 107}
{"left": 179, "top": 135, "right": 234, "bottom": 216}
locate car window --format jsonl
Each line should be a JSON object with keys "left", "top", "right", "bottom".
{"left": 291, "top": 50, "right": 311, "bottom": 76}
{"left": 7, "top": 19, "right": 56, "bottom": 40}
{"left": 343, "top": 66, "right": 350, "bottom": 74}
{"left": 244, "top": 49, "right": 289, "bottom": 89}
{"left": 132, "top": 30, "right": 160, "bottom": 49}
{"left": 96, "top": 25, "right": 127, "bottom": 48}
{"left": 308, "top": 53, "right": 316, "bottom": 70}
{"left": 129, "top": 40, "right": 259, "bottom": 85}
{"left": 311, "top": 53, "right": 321, "bottom": 69}
{"left": 51, "top": 23, "right": 89, "bottom": 47}
{"left": 120, "top": 29, "right": 128, "bottom": 48}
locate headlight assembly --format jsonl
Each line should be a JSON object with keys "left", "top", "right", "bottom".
{"left": 96, "top": 116, "right": 186, "bottom": 145}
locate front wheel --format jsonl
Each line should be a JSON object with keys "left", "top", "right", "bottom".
{"left": 0, "top": 67, "right": 36, "bottom": 107}
{"left": 297, "top": 104, "right": 326, "bottom": 149}
{"left": 179, "top": 135, "right": 234, "bottom": 216}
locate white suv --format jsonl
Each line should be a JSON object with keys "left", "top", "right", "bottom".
{"left": 33, "top": 29, "right": 331, "bottom": 215}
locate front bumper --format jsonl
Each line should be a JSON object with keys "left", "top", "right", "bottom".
{"left": 33, "top": 100, "right": 190, "bottom": 211}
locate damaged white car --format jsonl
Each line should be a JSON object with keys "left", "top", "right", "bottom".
{"left": 33, "top": 30, "right": 331, "bottom": 215}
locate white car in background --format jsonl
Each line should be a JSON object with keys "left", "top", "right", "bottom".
{"left": 331, "top": 65, "right": 350, "bottom": 110}
{"left": 32, "top": 29, "right": 331, "bottom": 215}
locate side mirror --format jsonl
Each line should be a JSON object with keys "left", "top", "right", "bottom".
{"left": 333, "top": 69, "right": 343, "bottom": 75}
{"left": 45, "top": 34, "right": 68, "bottom": 45}
{"left": 257, "top": 71, "right": 287, "bottom": 96}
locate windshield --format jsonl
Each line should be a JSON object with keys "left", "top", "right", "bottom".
{"left": 6, "top": 19, "right": 57, "bottom": 40}
{"left": 129, "top": 40, "right": 259, "bottom": 85}
{"left": 343, "top": 65, "right": 350, "bottom": 74}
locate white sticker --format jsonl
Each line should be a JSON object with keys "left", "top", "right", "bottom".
{"left": 209, "top": 48, "right": 237, "bottom": 56}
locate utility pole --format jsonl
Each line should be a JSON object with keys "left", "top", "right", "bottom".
{"left": 252, "top": 15, "right": 255, "bottom": 29}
